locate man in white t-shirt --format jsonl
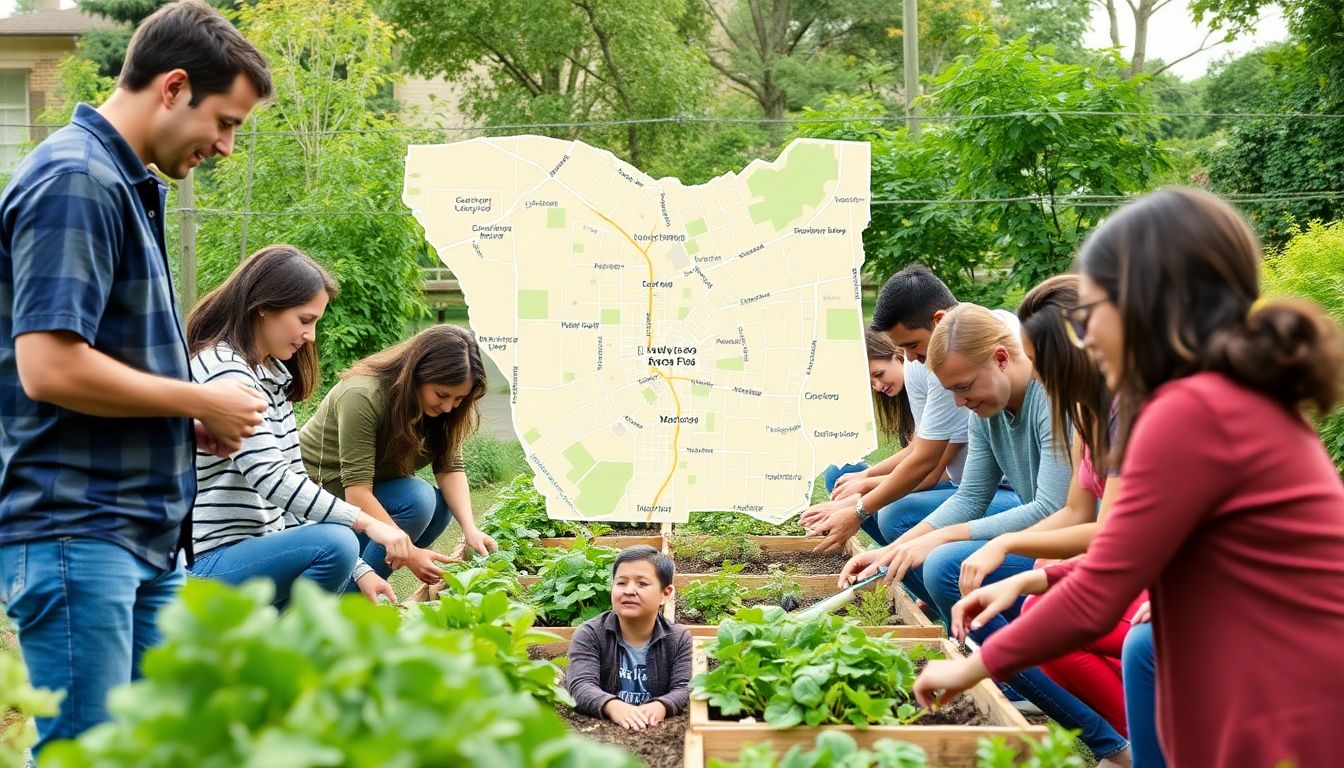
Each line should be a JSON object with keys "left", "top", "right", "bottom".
{"left": 802, "top": 265, "right": 1021, "bottom": 552}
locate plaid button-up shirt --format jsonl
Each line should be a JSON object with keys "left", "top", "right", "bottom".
{"left": 0, "top": 103, "right": 195, "bottom": 570}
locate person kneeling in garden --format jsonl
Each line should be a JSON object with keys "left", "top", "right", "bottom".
{"left": 566, "top": 545, "right": 692, "bottom": 730}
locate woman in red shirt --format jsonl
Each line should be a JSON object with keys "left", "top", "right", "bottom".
{"left": 912, "top": 188, "right": 1344, "bottom": 768}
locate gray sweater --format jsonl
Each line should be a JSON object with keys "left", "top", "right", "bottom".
{"left": 924, "top": 378, "right": 1072, "bottom": 539}
{"left": 565, "top": 610, "right": 692, "bottom": 717}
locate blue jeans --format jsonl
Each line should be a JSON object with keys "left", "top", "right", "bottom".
{"left": 0, "top": 538, "right": 184, "bottom": 757}
{"left": 1123, "top": 622, "right": 1166, "bottom": 768}
{"left": 360, "top": 476, "right": 454, "bottom": 579}
{"left": 188, "top": 523, "right": 358, "bottom": 606}
{"left": 821, "top": 463, "right": 1019, "bottom": 547}
{"left": 919, "top": 540, "right": 1129, "bottom": 759}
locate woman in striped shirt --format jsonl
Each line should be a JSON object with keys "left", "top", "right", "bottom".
{"left": 186, "top": 245, "right": 413, "bottom": 606}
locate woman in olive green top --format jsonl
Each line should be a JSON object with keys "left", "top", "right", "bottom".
{"left": 300, "top": 325, "right": 498, "bottom": 584}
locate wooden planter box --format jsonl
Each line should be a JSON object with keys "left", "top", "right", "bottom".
{"left": 537, "top": 520, "right": 671, "bottom": 550}
{"left": 671, "top": 535, "right": 864, "bottom": 593}
{"left": 536, "top": 533, "right": 665, "bottom": 550}
{"left": 676, "top": 576, "right": 942, "bottom": 640}
{"left": 687, "top": 637, "right": 1045, "bottom": 768}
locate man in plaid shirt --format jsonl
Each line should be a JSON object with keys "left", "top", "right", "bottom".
{"left": 0, "top": 1, "right": 272, "bottom": 755}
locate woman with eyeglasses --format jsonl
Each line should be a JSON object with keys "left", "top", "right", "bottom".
{"left": 913, "top": 188, "right": 1344, "bottom": 768}
{"left": 840, "top": 302, "right": 1132, "bottom": 766}
{"left": 953, "top": 275, "right": 1149, "bottom": 756}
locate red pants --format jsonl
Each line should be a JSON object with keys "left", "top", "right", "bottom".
{"left": 1021, "top": 590, "right": 1147, "bottom": 738}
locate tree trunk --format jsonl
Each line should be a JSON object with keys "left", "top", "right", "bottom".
{"left": 1126, "top": 0, "right": 1154, "bottom": 78}
{"left": 1104, "top": 0, "right": 1121, "bottom": 49}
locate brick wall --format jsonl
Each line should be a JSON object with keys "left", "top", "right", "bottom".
{"left": 28, "top": 58, "right": 61, "bottom": 142}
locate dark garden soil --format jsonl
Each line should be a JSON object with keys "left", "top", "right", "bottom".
{"left": 600, "top": 523, "right": 664, "bottom": 536}
{"left": 557, "top": 705, "right": 688, "bottom": 768}
{"left": 527, "top": 645, "right": 569, "bottom": 662}
{"left": 675, "top": 549, "right": 851, "bottom": 575}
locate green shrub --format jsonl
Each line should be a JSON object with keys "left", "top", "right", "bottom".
{"left": 680, "top": 564, "right": 750, "bottom": 624}
{"left": 1, "top": 653, "right": 61, "bottom": 768}
{"left": 681, "top": 512, "right": 806, "bottom": 536}
{"left": 406, "top": 568, "right": 568, "bottom": 707}
{"left": 526, "top": 541, "right": 621, "bottom": 627}
{"left": 481, "top": 475, "right": 589, "bottom": 541}
{"left": 843, "top": 584, "right": 894, "bottom": 626}
{"left": 1262, "top": 219, "right": 1344, "bottom": 469}
{"left": 462, "top": 434, "right": 526, "bottom": 487}
{"left": 692, "top": 606, "right": 936, "bottom": 728}
{"left": 672, "top": 532, "right": 762, "bottom": 564}
{"left": 40, "top": 580, "right": 635, "bottom": 768}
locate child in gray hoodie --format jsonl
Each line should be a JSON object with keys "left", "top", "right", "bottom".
{"left": 565, "top": 545, "right": 692, "bottom": 730}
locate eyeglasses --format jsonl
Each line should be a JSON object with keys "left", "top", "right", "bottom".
{"left": 1063, "top": 298, "right": 1108, "bottom": 349}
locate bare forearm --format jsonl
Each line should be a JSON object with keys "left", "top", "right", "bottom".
{"left": 996, "top": 523, "right": 1098, "bottom": 561}
{"left": 861, "top": 443, "right": 942, "bottom": 510}
{"left": 437, "top": 471, "right": 479, "bottom": 532}
{"left": 17, "top": 333, "right": 204, "bottom": 418}
{"left": 345, "top": 485, "right": 396, "bottom": 526}
{"left": 867, "top": 445, "right": 911, "bottom": 477}
{"left": 1023, "top": 503, "right": 1095, "bottom": 534}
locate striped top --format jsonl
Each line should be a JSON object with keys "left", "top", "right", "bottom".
{"left": 190, "top": 343, "right": 369, "bottom": 579}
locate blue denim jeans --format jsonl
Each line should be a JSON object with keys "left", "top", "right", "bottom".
{"left": 0, "top": 538, "right": 184, "bottom": 757}
{"left": 1123, "top": 622, "right": 1166, "bottom": 768}
{"left": 359, "top": 476, "right": 454, "bottom": 579}
{"left": 821, "top": 463, "right": 1019, "bottom": 547}
{"left": 188, "top": 523, "right": 358, "bottom": 606}
{"left": 919, "top": 540, "right": 1129, "bottom": 759}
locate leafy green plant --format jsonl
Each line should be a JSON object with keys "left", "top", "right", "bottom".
{"left": 752, "top": 564, "right": 804, "bottom": 606}
{"left": 975, "top": 724, "right": 1087, "bottom": 768}
{"left": 682, "top": 512, "right": 806, "bottom": 536}
{"left": 406, "top": 567, "right": 569, "bottom": 706}
{"left": 708, "top": 724, "right": 1087, "bottom": 768}
{"left": 692, "top": 607, "right": 936, "bottom": 728}
{"left": 673, "top": 532, "right": 762, "bottom": 565}
{"left": 2, "top": 653, "right": 62, "bottom": 768}
{"left": 439, "top": 551, "right": 523, "bottom": 596}
{"left": 709, "top": 731, "right": 928, "bottom": 768}
{"left": 680, "top": 563, "right": 751, "bottom": 623}
{"left": 40, "top": 580, "right": 636, "bottom": 768}
{"left": 526, "top": 541, "right": 621, "bottom": 627}
{"left": 481, "top": 474, "right": 590, "bottom": 542}
{"left": 844, "top": 584, "right": 894, "bottom": 626}
{"left": 1262, "top": 219, "right": 1344, "bottom": 469}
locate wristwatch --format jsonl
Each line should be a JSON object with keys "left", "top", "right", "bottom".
{"left": 854, "top": 497, "right": 872, "bottom": 522}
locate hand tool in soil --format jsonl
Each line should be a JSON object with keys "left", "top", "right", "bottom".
{"left": 791, "top": 566, "right": 890, "bottom": 619}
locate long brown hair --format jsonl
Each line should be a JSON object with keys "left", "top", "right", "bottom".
{"left": 1078, "top": 187, "right": 1344, "bottom": 464}
{"left": 187, "top": 244, "right": 337, "bottom": 402}
{"left": 865, "top": 330, "right": 914, "bottom": 445}
{"left": 342, "top": 324, "right": 487, "bottom": 474}
{"left": 1018, "top": 275, "right": 1111, "bottom": 468}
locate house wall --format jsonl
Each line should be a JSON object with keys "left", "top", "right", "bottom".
{"left": 0, "top": 36, "right": 80, "bottom": 141}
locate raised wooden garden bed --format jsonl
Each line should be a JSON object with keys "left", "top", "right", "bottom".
{"left": 536, "top": 533, "right": 665, "bottom": 550}
{"left": 675, "top": 577, "right": 942, "bottom": 640}
{"left": 670, "top": 535, "right": 865, "bottom": 589}
{"left": 687, "top": 637, "right": 1045, "bottom": 768}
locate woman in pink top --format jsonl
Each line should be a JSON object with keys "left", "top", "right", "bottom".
{"left": 912, "top": 188, "right": 1344, "bottom": 768}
